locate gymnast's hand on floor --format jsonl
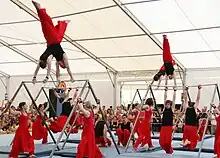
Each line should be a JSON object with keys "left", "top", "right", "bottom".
{"left": 32, "top": 77, "right": 36, "bottom": 84}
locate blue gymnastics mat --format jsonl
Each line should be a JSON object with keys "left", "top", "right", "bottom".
{"left": 152, "top": 133, "right": 213, "bottom": 141}
{"left": 0, "top": 143, "right": 54, "bottom": 157}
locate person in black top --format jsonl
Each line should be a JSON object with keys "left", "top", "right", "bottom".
{"left": 110, "top": 116, "right": 118, "bottom": 131}
{"left": 181, "top": 85, "right": 201, "bottom": 150}
{"left": 94, "top": 116, "right": 111, "bottom": 147}
{"left": 116, "top": 114, "right": 133, "bottom": 147}
{"left": 159, "top": 85, "right": 176, "bottom": 154}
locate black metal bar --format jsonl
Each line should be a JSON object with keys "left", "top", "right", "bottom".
{"left": 136, "top": 89, "right": 142, "bottom": 102}
{"left": 23, "top": 79, "right": 89, "bottom": 84}
{"left": 112, "top": 0, "right": 162, "bottom": 50}
{"left": 216, "top": 85, "right": 220, "bottom": 102}
{"left": 49, "top": 81, "right": 88, "bottom": 157}
{"left": 127, "top": 89, "right": 138, "bottom": 113}
{"left": 22, "top": 82, "right": 60, "bottom": 150}
{"left": 151, "top": 25, "right": 220, "bottom": 35}
{"left": 42, "top": 88, "right": 57, "bottom": 118}
{"left": 87, "top": 81, "right": 120, "bottom": 154}
{"left": 149, "top": 87, "right": 162, "bottom": 122}
{"left": 0, "top": 5, "right": 117, "bottom": 25}
{"left": 123, "top": 0, "right": 162, "bottom": 5}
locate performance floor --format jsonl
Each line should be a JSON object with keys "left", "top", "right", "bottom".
{"left": 0, "top": 132, "right": 215, "bottom": 158}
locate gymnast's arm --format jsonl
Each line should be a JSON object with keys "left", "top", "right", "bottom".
{"left": 78, "top": 102, "right": 90, "bottom": 118}
{"left": 46, "top": 55, "right": 52, "bottom": 78}
{"left": 183, "top": 87, "right": 189, "bottom": 109}
{"left": 194, "top": 85, "right": 201, "bottom": 109}
{"left": 172, "top": 87, "right": 177, "bottom": 112}
{"left": 33, "top": 62, "right": 40, "bottom": 79}
{"left": 43, "top": 102, "right": 50, "bottom": 112}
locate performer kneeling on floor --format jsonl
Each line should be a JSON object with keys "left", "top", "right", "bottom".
{"left": 159, "top": 85, "right": 176, "bottom": 154}
{"left": 116, "top": 114, "right": 133, "bottom": 147}
{"left": 181, "top": 85, "right": 201, "bottom": 150}
{"left": 31, "top": 1, "right": 74, "bottom": 84}
{"left": 76, "top": 98, "right": 103, "bottom": 158}
{"left": 95, "top": 115, "right": 111, "bottom": 147}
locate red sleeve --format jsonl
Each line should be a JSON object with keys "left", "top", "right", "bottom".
{"left": 55, "top": 21, "right": 68, "bottom": 41}
{"left": 160, "top": 65, "right": 165, "bottom": 71}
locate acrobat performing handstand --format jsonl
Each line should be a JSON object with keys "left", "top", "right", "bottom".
{"left": 31, "top": 1, "right": 74, "bottom": 84}
{"left": 153, "top": 35, "right": 175, "bottom": 86}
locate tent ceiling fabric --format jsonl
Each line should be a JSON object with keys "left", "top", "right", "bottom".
{"left": 122, "top": 0, "right": 220, "bottom": 68}
{"left": 1, "top": 0, "right": 219, "bottom": 76}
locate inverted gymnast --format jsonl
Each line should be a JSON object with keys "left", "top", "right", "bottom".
{"left": 31, "top": 1, "right": 74, "bottom": 84}
{"left": 181, "top": 85, "right": 201, "bottom": 150}
{"left": 159, "top": 86, "right": 176, "bottom": 154}
{"left": 153, "top": 35, "right": 175, "bottom": 86}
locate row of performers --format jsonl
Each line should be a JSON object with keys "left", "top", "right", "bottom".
{"left": 6, "top": 89, "right": 220, "bottom": 158}
{"left": 114, "top": 86, "right": 220, "bottom": 158}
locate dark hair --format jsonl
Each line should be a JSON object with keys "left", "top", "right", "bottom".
{"left": 18, "top": 102, "right": 26, "bottom": 109}
{"left": 202, "top": 113, "right": 208, "bottom": 118}
{"left": 188, "top": 101, "right": 195, "bottom": 107}
{"left": 145, "top": 98, "right": 153, "bottom": 106}
{"left": 122, "top": 114, "right": 127, "bottom": 118}
{"left": 134, "top": 103, "right": 139, "bottom": 108}
{"left": 165, "top": 100, "right": 172, "bottom": 107}
{"left": 38, "top": 104, "right": 44, "bottom": 110}
{"left": 153, "top": 74, "right": 160, "bottom": 81}
{"left": 39, "top": 60, "right": 47, "bottom": 69}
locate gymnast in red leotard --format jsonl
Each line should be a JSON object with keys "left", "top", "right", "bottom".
{"left": 76, "top": 98, "right": 103, "bottom": 158}
{"left": 32, "top": 103, "right": 49, "bottom": 144}
{"left": 31, "top": 1, "right": 74, "bottom": 84}
{"left": 153, "top": 35, "right": 175, "bottom": 86}
{"left": 9, "top": 102, "right": 35, "bottom": 158}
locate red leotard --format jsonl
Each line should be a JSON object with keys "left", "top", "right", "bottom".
{"left": 37, "top": 9, "right": 67, "bottom": 45}
{"left": 134, "top": 108, "right": 153, "bottom": 149}
{"left": 9, "top": 113, "right": 35, "bottom": 157}
{"left": 214, "top": 116, "right": 220, "bottom": 157}
{"left": 32, "top": 115, "right": 48, "bottom": 144}
{"left": 76, "top": 111, "right": 103, "bottom": 158}
{"left": 163, "top": 38, "right": 173, "bottom": 63}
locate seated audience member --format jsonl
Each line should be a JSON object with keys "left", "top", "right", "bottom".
{"left": 95, "top": 116, "right": 111, "bottom": 147}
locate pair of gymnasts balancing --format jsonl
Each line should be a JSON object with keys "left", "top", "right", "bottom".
{"left": 31, "top": 1, "right": 74, "bottom": 84}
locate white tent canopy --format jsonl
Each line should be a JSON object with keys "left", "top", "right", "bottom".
{"left": 0, "top": 0, "right": 219, "bottom": 76}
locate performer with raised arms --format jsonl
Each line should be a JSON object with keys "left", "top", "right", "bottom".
{"left": 9, "top": 102, "right": 35, "bottom": 158}
{"left": 159, "top": 85, "right": 176, "bottom": 154}
{"left": 76, "top": 98, "right": 103, "bottom": 158}
{"left": 31, "top": 1, "right": 74, "bottom": 84}
{"left": 181, "top": 85, "right": 201, "bottom": 150}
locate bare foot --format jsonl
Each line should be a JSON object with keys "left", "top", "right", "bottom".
{"left": 63, "top": 20, "right": 71, "bottom": 24}
{"left": 32, "top": 1, "right": 41, "bottom": 10}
